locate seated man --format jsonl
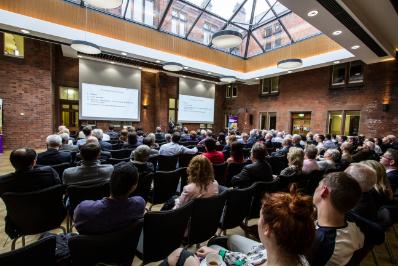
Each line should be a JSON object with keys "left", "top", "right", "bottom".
{"left": 159, "top": 132, "right": 198, "bottom": 156}
{"left": 232, "top": 143, "right": 273, "bottom": 188}
{"left": 380, "top": 148, "right": 398, "bottom": 194}
{"left": 155, "top": 126, "right": 165, "bottom": 142}
{"left": 75, "top": 136, "right": 111, "bottom": 162}
{"left": 307, "top": 172, "right": 364, "bottom": 265}
{"left": 63, "top": 143, "right": 113, "bottom": 185}
{"left": 202, "top": 138, "right": 224, "bottom": 164}
{"left": 92, "top": 128, "right": 112, "bottom": 151}
{"left": 73, "top": 162, "right": 145, "bottom": 234}
{"left": 345, "top": 163, "right": 378, "bottom": 221}
{"left": 131, "top": 145, "right": 155, "bottom": 174}
{"left": 0, "top": 148, "right": 61, "bottom": 196}
{"left": 271, "top": 138, "right": 292, "bottom": 157}
{"left": 302, "top": 144, "right": 320, "bottom": 174}
{"left": 317, "top": 149, "right": 340, "bottom": 172}
{"left": 105, "top": 125, "right": 119, "bottom": 139}
{"left": 59, "top": 133, "right": 78, "bottom": 152}
{"left": 37, "top": 134, "right": 72, "bottom": 166}
{"left": 76, "top": 126, "right": 92, "bottom": 147}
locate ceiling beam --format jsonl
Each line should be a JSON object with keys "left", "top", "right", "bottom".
{"left": 244, "top": 0, "right": 257, "bottom": 58}
{"left": 158, "top": 0, "right": 174, "bottom": 30}
{"left": 264, "top": 0, "right": 293, "bottom": 43}
{"left": 184, "top": 0, "right": 212, "bottom": 39}
{"left": 251, "top": 10, "right": 291, "bottom": 32}
{"left": 220, "top": 0, "right": 249, "bottom": 31}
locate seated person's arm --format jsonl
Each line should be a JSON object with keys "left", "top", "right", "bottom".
{"left": 231, "top": 167, "right": 250, "bottom": 187}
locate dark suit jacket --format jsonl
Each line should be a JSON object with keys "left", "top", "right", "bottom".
{"left": 387, "top": 169, "right": 398, "bottom": 195}
{"left": 352, "top": 191, "right": 378, "bottom": 222}
{"left": 232, "top": 160, "right": 273, "bottom": 188}
{"left": 0, "top": 166, "right": 61, "bottom": 196}
{"left": 99, "top": 140, "right": 112, "bottom": 151}
{"left": 271, "top": 146, "right": 290, "bottom": 157}
{"left": 37, "top": 149, "right": 72, "bottom": 166}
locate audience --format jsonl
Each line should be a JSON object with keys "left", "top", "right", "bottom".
{"left": 307, "top": 172, "right": 364, "bottom": 265}
{"left": 155, "top": 126, "right": 165, "bottom": 142}
{"left": 119, "top": 129, "right": 128, "bottom": 143}
{"left": 122, "top": 132, "right": 139, "bottom": 149}
{"left": 92, "top": 128, "right": 112, "bottom": 151}
{"left": 317, "top": 149, "right": 340, "bottom": 172}
{"left": 105, "top": 125, "right": 119, "bottom": 139}
{"left": 226, "top": 141, "right": 245, "bottom": 164}
{"left": 279, "top": 147, "right": 304, "bottom": 176}
{"left": 323, "top": 134, "right": 337, "bottom": 150}
{"left": 271, "top": 138, "right": 292, "bottom": 157}
{"left": 164, "top": 185, "right": 314, "bottom": 266}
{"left": 63, "top": 143, "right": 113, "bottom": 185}
{"left": 59, "top": 133, "right": 78, "bottom": 152}
{"left": 173, "top": 155, "right": 218, "bottom": 210}
{"left": 131, "top": 145, "right": 154, "bottom": 173}
{"left": 73, "top": 162, "right": 145, "bottom": 234}
{"left": 202, "top": 138, "right": 224, "bottom": 164}
{"left": 345, "top": 163, "right": 378, "bottom": 221}
{"left": 0, "top": 148, "right": 61, "bottom": 196}
{"left": 352, "top": 140, "right": 378, "bottom": 162}
{"left": 77, "top": 126, "right": 92, "bottom": 146}
{"left": 380, "top": 148, "right": 398, "bottom": 194}
{"left": 302, "top": 144, "right": 320, "bottom": 174}
{"left": 159, "top": 132, "right": 198, "bottom": 156}
{"left": 37, "top": 134, "right": 72, "bottom": 166}
{"left": 340, "top": 142, "right": 353, "bottom": 163}
{"left": 232, "top": 143, "right": 273, "bottom": 188}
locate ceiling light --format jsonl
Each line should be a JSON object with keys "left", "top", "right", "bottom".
{"left": 138, "top": 67, "right": 143, "bottom": 70}
{"left": 333, "top": 60, "right": 340, "bottom": 64}
{"left": 77, "top": 55, "right": 82, "bottom": 58}
{"left": 71, "top": 40, "right": 101, "bottom": 54}
{"left": 287, "top": 71, "right": 292, "bottom": 74}
{"left": 110, "top": 61, "right": 115, "bottom": 64}
{"left": 184, "top": 66, "right": 189, "bottom": 69}
{"left": 163, "top": 62, "right": 183, "bottom": 72}
{"left": 207, "top": 72, "right": 212, "bottom": 75}
{"left": 84, "top": 0, "right": 122, "bottom": 9}
{"left": 20, "top": 29, "right": 30, "bottom": 34}
{"left": 332, "top": 30, "right": 342, "bottom": 36}
{"left": 182, "top": 76, "right": 186, "bottom": 78}
{"left": 351, "top": 45, "right": 360, "bottom": 50}
{"left": 220, "top": 76, "right": 236, "bottom": 83}
{"left": 277, "top": 58, "right": 303, "bottom": 69}
{"left": 307, "top": 10, "right": 318, "bottom": 17}
{"left": 212, "top": 30, "right": 243, "bottom": 49}
{"left": 121, "top": 52, "right": 127, "bottom": 56}
{"left": 201, "top": 79, "right": 205, "bottom": 82}
{"left": 255, "top": 77, "right": 259, "bottom": 80}
{"left": 156, "top": 60, "right": 161, "bottom": 63}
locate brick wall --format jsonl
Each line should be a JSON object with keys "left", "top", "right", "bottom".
{"left": 223, "top": 60, "right": 398, "bottom": 137}
{"left": 0, "top": 36, "right": 53, "bottom": 150}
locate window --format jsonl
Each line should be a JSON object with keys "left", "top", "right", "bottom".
{"left": 259, "top": 112, "right": 276, "bottom": 130}
{"left": 131, "top": 0, "right": 154, "bottom": 26}
{"left": 59, "top": 87, "right": 79, "bottom": 100}
{"left": 226, "top": 84, "right": 237, "bottom": 98}
{"left": 274, "top": 34, "right": 282, "bottom": 48}
{"left": 265, "top": 26, "right": 272, "bottom": 37}
{"left": 264, "top": 38, "right": 272, "bottom": 51}
{"left": 59, "top": 87, "right": 79, "bottom": 130}
{"left": 168, "top": 98, "right": 177, "bottom": 123}
{"left": 274, "top": 23, "right": 282, "bottom": 33}
{"left": 328, "top": 110, "right": 360, "bottom": 136}
{"left": 261, "top": 77, "right": 279, "bottom": 94}
{"left": 331, "top": 61, "right": 364, "bottom": 87}
{"left": 4, "top": 33, "right": 24, "bottom": 58}
{"left": 171, "top": 9, "right": 187, "bottom": 36}
{"left": 203, "top": 22, "right": 217, "bottom": 45}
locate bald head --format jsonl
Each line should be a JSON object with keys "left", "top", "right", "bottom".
{"left": 10, "top": 148, "right": 37, "bottom": 171}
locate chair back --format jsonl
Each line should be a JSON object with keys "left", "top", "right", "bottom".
{"left": 51, "top": 162, "right": 71, "bottom": 178}
{"left": 2, "top": 185, "right": 66, "bottom": 237}
{"left": 247, "top": 180, "right": 279, "bottom": 220}
{"left": 178, "top": 153, "right": 196, "bottom": 168}
{"left": 212, "top": 162, "right": 227, "bottom": 186}
{"left": 68, "top": 218, "right": 143, "bottom": 266}
{"left": 0, "top": 235, "right": 56, "bottom": 265}
{"left": 139, "top": 201, "right": 193, "bottom": 264}
{"left": 110, "top": 149, "right": 133, "bottom": 159}
{"left": 107, "top": 157, "right": 130, "bottom": 165}
{"left": 242, "top": 148, "right": 251, "bottom": 159}
{"left": 157, "top": 155, "right": 179, "bottom": 171}
{"left": 304, "top": 170, "right": 325, "bottom": 195}
{"left": 266, "top": 156, "right": 288, "bottom": 175}
{"left": 221, "top": 184, "right": 256, "bottom": 230}
{"left": 188, "top": 191, "right": 227, "bottom": 245}
{"left": 225, "top": 163, "right": 245, "bottom": 187}
{"left": 148, "top": 154, "right": 159, "bottom": 170}
{"left": 111, "top": 142, "right": 123, "bottom": 149}
{"left": 150, "top": 168, "right": 184, "bottom": 205}
{"left": 130, "top": 172, "right": 154, "bottom": 201}
{"left": 67, "top": 182, "right": 110, "bottom": 216}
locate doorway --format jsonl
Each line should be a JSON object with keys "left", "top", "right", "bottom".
{"left": 291, "top": 112, "right": 311, "bottom": 135}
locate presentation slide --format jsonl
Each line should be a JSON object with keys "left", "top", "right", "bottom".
{"left": 178, "top": 94, "right": 214, "bottom": 123}
{"left": 81, "top": 83, "right": 139, "bottom": 121}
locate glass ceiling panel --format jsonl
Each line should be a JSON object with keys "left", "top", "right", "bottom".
{"left": 279, "top": 12, "right": 321, "bottom": 42}
{"left": 205, "top": 0, "right": 246, "bottom": 20}
{"left": 160, "top": 0, "right": 202, "bottom": 37}
{"left": 62, "top": 0, "right": 323, "bottom": 59}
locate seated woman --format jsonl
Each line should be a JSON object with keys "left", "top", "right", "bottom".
{"left": 119, "top": 129, "right": 128, "bottom": 144}
{"left": 173, "top": 155, "right": 219, "bottom": 209}
{"left": 361, "top": 160, "right": 394, "bottom": 209}
{"left": 163, "top": 185, "right": 315, "bottom": 266}
{"left": 280, "top": 147, "right": 304, "bottom": 176}
{"left": 226, "top": 141, "right": 245, "bottom": 164}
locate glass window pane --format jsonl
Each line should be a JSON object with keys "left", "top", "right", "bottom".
{"left": 349, "top": 62, "right": 364, "bottom": 83}
{"left": 144, "top": 0, "right": 154, "bottom": 26}
{"left": 62, "top": 111, "right": 70, "bottom": 127}
{"left": 271, "top": 77, "right": 279, "bottom": 92}
{"left": 187, "top": 13, "right": 224, "bottom": 45}
{"left": 4, "top": 33, "right": 24, "bottom": 58}
{"left": 169, "top": 98, "right": 176, "bottom": 109}
{"left": 134, "top": 0, "right": 144, "bottom": 22}
{"left": 168, "top": 110, "right": 175, "bottom": 122}
{"left": 60, "top": 87, "right": 68, "bottom": 100}
{"left": 262, "top": 78, "right": 271, "bottom": 94}
{"left": 207, "top": 0, "right": 247, "bottom": 20}
{"left": 328, "top": 111, "right": 342, "bottom": 135}
{"left": 332, "top": 64, "right": 346, "bottom": 85}
{"left": 344, "top": 111, "right": 360, "bottom": 136}
{"left": 259, "top": 112, "right": 267, "bottom": 129}
{"left": 232, "top": 86, "right": 237, "bottom": 97}
{"left": 72, "top": 105, "right": 79, "bottom": 110}
{"left": 73, "top": 112, "right": 79, "bottom": 128}
{"left": 280, "top": 12, "right": 321, "bottom": 42}
{"left": 269, "top": 113, "right": 277, "bottom": 130}
{"left": 161, "top": 2, "right": 200, "bottom": 37}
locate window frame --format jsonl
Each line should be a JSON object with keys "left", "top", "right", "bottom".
{"left": 171, "top": 9, "right": 187, "bottom": 36}
{"left": 260, "top": 76, "right": 279, "bottom": 96}
{"left": 225, "top": 84, "right": 237, "bottom": 99}
{"left": 327, "top": 110, "right": 361, "bottom": 136}
{"left": 330, "top": 61, "right": 365, "bottom": 88}
{"left": 3, "top": 32, "right": 25, "bottom": 58}
{"left": 259, "top": 112, "right": 277, "bottom": 130}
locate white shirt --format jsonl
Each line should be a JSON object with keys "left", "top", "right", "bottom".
{"left": 159, "top": 142, "right": 198, "bottom": 156}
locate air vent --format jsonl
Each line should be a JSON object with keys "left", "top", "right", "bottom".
{"left": 317, "top": 0, "right": 387, "bottom": 57}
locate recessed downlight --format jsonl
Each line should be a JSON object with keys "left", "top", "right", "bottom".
{"left": 110, "top": 61, "right": 115, "bottom": 64}
{"left": 351, "top": 45, "right": 360, "bottom": 50}
{"left": 156, "top": 60, "right": 161, "bottom": 63}
{"left": 332, "top": 30, "right": 342, "bottom": 36}
{"left": 77, "top": 55, "right": 82, "bottom": 58}
{"left": 307, "top": 10, "right": 318, "bottom": 17}
{"left": 287, "top": 71, "right": 292, "bottom": 74}
{"left": 138, "top": 67, "right": 143, "bottom": 70}
{"left": 182, "top": 76, "right": 186, "bottom": 78}
{"left": 207, "top": 72, "right": 212, "bottom": 74}
{"left": 184, "top": 66, "right": 189, "bottom": 69}
{"left": 333, "top": 61, "right": 340, "bottom": 64}
{"left": 255, "top": 77, "right": 259, "bottom": 80}
{"left": 20, "top": 29, "right": 30, "bottom": 34}
{"left": 121, "top": 52, "right": 127, "bottom": 56}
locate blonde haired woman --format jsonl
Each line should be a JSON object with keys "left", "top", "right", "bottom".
{"left": 173, "top": 155, "right": 219, "bottom": 209}
{"left": 361, "top": 160, "right": 394, "bottom": 208}
{"left": 280, "top": 147, "right": 304, "bottom": 176}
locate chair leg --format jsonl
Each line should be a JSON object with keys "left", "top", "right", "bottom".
{"left": 371, "top": 249, "right": 379, "bottom": 266}
{"left": 384, "top": 237, "right": 397, "bottom": 264}
{"left": 11, "top": 237, "right": 19, "bottom": 251}
{"left": 22, "top": 236, "right": 25, "bottom": 247}
{"left": 59, "top": 226, "right": 67, "bottom": 234}
{"left": 393, "top": 225, "right": 398, "bottom": 240}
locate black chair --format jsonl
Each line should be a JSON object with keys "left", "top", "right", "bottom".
{"left": 51, "top": 162, "right": 71, "bottom": 178}
{"left": 220, "top": 183, "right": 256, "bottom": 234}
{"left": 225, "top": 163, "right": 245, "bottom": 187}
{"left": 179, "top": 167, "right": 188, "bottom": 194}
{"left": 178, "top": 153, "right": 197, "bottom": 167}
{"left": 131, "top": 172, "right": 154, "bottom": 201}
{"left": 213, "top": 162, "right": 227, "bottom": 186}
{"left": 107, "top": 157, "right": 130, "bottom": 165}
{"left": 137, "top": 201, "right": 193, "bottom": 264}
{"left": 2, "top": 185, "right": 67, "bottom": 250}
{"left": 303, "top": 170, "right": 325, "bottom": 195}
{"left": 110, "top": 149, "right": 133, "bottom": 159}
{"left": 242, "top": 148, "right": 251, "bottom": 159}
{"left": 111, "top": 142, "right": 123, "bottom": 149}
{"left": 266, "top": 156, "right": 288, "bottom": 175}
{"left": 68, "top": 218, "right": 143, "bottom": 266}
{"left": 157, "top": 154, "right": 179, "bottom": 171}
{"left": 188, "top": 191, "right": 227, "bottom": 245}
{"left": 246, "top": 180, "right": 279, "bottom": 222}
{"left": 0, "top": 235, "right": 56, "bottom": 266}
{"left": 148, "top": 168, "right": 185, "bottom": 210}
{"left": 376, "top": 205, "right": 397, "bottom": 263}
{"left": 148, "top": 154, "right": 159, "bottom": 170}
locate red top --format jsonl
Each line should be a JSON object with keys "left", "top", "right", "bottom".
{"left": 202, "top": 151, "right": 225, "bottom": 164}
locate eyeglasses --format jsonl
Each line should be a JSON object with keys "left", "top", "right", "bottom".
{"left": 381, "top": 155, "right": 393, "bottom": 160}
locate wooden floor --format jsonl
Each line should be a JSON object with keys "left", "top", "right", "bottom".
{"left": 0, "top": 150, "right": 397, "bottom": 265}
